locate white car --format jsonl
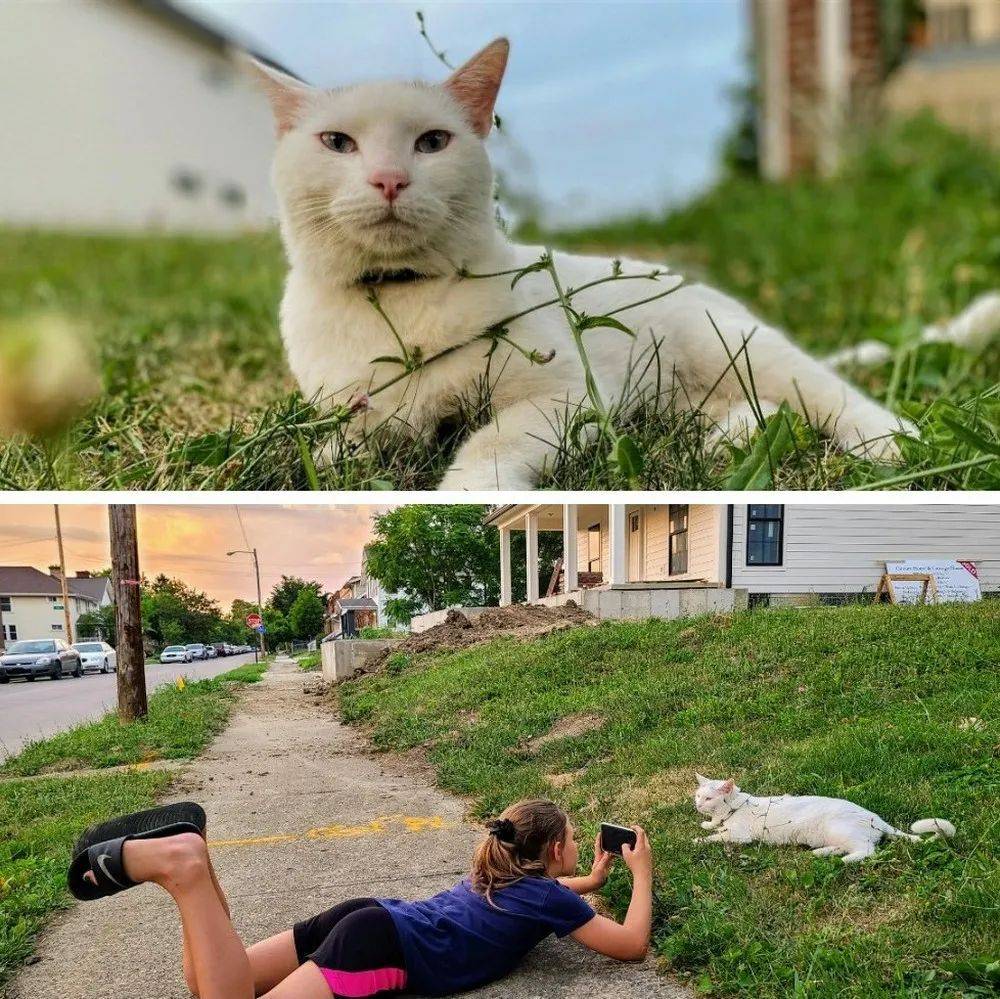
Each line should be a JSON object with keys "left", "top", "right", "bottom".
{"left": 160, "top": 645, "right": 193, "bottom": 664}
{"left": 185, "top": 643, "right": 207, "bottom": 660}
{"left": 72, "top": 641, "right": 117, "bottom": 674}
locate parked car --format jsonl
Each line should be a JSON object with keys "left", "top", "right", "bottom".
{"left": 0, "top": 639, "right": 82, "bottom": 682}
{"left": 72, "top": 640, "right": 117, "bottom": 674}
{"left": 203, "top": 645, "right": 217, "bottom": 658}
{"left": 160, "top": 645, "right": 193, "bottom": 664}
{"left": 185, "top": 643, "right": 206, "bottom": 660}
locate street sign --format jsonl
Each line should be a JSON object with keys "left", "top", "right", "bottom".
{"left": 246, "top": 613, "right": 262, "bottom": 628}
{"left": 255, "top": 624, "right": 266, "bottom": 634}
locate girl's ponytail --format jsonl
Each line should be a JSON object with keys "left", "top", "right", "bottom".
{"left": 470, "top": 799, "right": 568, "bottom": 903}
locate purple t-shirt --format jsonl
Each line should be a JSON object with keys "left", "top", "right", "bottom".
{"left": 378, "top": 877, "right": 595, "bottom": 995}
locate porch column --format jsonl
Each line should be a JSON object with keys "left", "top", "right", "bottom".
{"left": 499, "top": 526, "right": 512, "bottom": 606}
{"left": 562, "top": 504, "right": 578, "bottom": 593}
{"left": 525, "top": 511, "right": 539, "bottom": 602}
{"left": 715, "top": 505, "right": 729, "bottom": 585}
{"left": 608, "top": 504, "right": 627, "bottom": 585}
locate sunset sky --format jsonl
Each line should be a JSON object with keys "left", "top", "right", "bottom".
{"left": 0, "top": 505, "right": 388, "bottom": 609}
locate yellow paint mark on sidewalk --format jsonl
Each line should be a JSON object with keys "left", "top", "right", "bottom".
{"left": 209, "top": 814, "right": 454, "bottom": 850}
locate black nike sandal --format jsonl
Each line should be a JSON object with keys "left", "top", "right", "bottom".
{"left": 68, "top": 802, "right": 206, "bottom": 901}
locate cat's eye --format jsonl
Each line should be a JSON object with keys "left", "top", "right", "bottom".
{"left": 415, "top": 130, "right": 452, "bottom": 154}
{"left": 319, "top": 132, "right": 357, "bottom": 154}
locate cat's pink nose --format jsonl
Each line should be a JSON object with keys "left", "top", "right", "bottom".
{"left": 368, "top": 169, "right": 410, "bottom": 202}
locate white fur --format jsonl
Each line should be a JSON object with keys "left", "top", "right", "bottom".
{"left": 251, "top": 49, "right": 915, "bottom": 490}
{"left": 692, "top": 773, "right": 955, "bottom": 863}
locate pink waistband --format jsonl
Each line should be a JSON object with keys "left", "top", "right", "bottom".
{"left": 319, "top": 965, "right": 407, "bottom": 997}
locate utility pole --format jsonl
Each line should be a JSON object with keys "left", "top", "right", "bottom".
{"left": 109, "top": 504, "right": 148, "bottom": 722}
{"left": 227, "top": 547, "right": 266, "bottom": 658}
{"left": 53, "top": 505, "right": 74, "bottom": 643}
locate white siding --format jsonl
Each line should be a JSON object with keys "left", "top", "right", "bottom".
{"left": 640, "top": 504, "right": 720, "bottom": 582}
{"left": 572, "top": 505, "right": 721, "bottom": 584}
{"left": 0, "top": 1, "right": 276, "bottom": 232}
{"left": 730, "top": 505, "right": 1000, "bottom": 594}
{"left": 2, "top": 594, "right": 96, "bottom": 642}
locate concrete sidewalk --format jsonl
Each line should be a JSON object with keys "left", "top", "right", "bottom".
{"left": 9, "top": 658, "right": 688, "bottom": 999}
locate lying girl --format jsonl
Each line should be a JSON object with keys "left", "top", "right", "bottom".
{"left": 68, "top": 798, "right": 653, "bottom": 998}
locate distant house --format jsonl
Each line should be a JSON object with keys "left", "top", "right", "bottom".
{"left": 0, "top": 567, "right": 112, "bottom": 646}
{"left": 479, "top": 504, "right": 999, "bottom": 620}
{"left": 0, "top": 0, "right": 286, "bottom": 232}
{"left": 325, "top": 560, "right": 409, "bottom": 639}
{"left": 884, "top": 0, "right": 1000, "bottom": 148}
{"left": 752, "top": 0, "right": 885, "bottom": 178}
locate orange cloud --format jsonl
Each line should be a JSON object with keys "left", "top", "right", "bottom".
{"left": 0, "top": 504, "right": 390, "bottom": 609}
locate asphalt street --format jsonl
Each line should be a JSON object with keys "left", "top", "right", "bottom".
{"left": 0, "top": 651, "right": 259, "bottom": 758}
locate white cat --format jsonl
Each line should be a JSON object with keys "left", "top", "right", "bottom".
{"left": 693, "top": 773, "right": 955, "bottom": 863}
{"left": 246, "top": 39, "right": 915, "bottom": 490}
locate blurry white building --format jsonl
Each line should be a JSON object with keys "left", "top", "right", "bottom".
{"left": 0, "top": 0, "right": 285, "bottom": 232}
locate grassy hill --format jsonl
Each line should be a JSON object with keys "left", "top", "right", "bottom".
{"left": 0, "top": 116, "right": 997, "bottom": 489}
{"left": 340, "top": 602, "right": 1000, "bottom": 998}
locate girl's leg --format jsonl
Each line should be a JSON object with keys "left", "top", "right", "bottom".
{"left": 123, "top": 832, "right": 254, "bottom": 999}
{"left": 181, "top": 830, "right": 233, "bottom": 996}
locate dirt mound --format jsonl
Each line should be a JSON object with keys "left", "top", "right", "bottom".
{"left": 359, "top": 602, "right": 596, "bottom": 674}
{"left": 527, "top": 712, "right": 605, "bottom": 752}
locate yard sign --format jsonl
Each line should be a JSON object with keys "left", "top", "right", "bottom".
{"left": 885, "top": 560, "right": 981, "bottom": 604}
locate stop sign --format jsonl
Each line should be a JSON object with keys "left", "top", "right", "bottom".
{"left": 246, "top": 613, "right": 262, "bottom": 628}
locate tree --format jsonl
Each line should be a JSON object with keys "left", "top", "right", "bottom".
{"left": 141, "top": 575, "right": 225, "bottom": 648}
{"left": 76, "top": 604, "right": 117, "bottom": 644}
{"left": 384, "top": 596, "right": 422, "bottom": 628}
{"left": 365, "top": 505, "right": 499, "bottom": 611}
{"left": 263, "top": 607, "right": 291, "bottom": 646}
{"left": 268, "top": 575, "right": 323, "bottom": 617}
{"left": 288, "top": 587, "right": 326, "bottom": 641}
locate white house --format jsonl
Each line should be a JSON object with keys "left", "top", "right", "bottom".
{"left": 0, "top": 566, "right": 112, "bottom": 646}
{"left": 483, "top": 504, "right": 1000, "bottom": 620}
{"left": 0, "top": 0, "right": 283, "bottom": 232}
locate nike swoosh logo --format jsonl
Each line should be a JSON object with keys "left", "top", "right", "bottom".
{"left": 96, "top": 852, "right": 126, "bottom": 887}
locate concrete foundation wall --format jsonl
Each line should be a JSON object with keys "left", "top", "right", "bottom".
{"left": 410, "top": 607, "right": 489, "bottom": 633}
{"left": 576, "top": 586, "right": 747, "bottom": 621}
{"left": 321, "top": 639, "right": 403, "bottom": 681}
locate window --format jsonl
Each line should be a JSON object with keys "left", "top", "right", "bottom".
{"left": 218, "top": 183, "right": 246, "bottom": 209}
{"left": 0, "top": 596, "right": 9, "bottom": 612}
{"left": 587, "top": 524, "right": 602, "bottom": 573}
{"left": 930, "top": 5, "right": 971, "bottom": 45}
{"left": 746, "top": 505, "right": 784, "bottom": 566}
{"left": 669, "top": 505, "right": 688, "bottom": 575}
{"left": 52, "top": 623, "right": 63, "bottom": 631}
{"left": 3, "top": 624, "right": 16, "bottom": 641}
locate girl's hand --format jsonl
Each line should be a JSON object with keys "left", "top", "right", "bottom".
{"left": 621, "top": 826, "right": 653, "bottom": 880}
{"left": 590, "top": 832, "right": 615, "bottom": 885}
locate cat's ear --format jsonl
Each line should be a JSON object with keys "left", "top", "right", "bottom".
{"left": 719, "top": 779, "right": 735, "bottom": 794}
{"left": 695, "top": 772, "right": 709, "bottom": 787}
{"left": 443, "top": 37, "right": 510, "bottom": 137}
{"left": 240, "top": 54, "right": 311, "bottom": 136}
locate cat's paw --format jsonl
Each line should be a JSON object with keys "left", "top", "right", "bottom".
{"left": 835, "top": 408, "right": 918, "bottom": 463}
{"left": 438, "top": 463, "right": 536, "bottom": 491}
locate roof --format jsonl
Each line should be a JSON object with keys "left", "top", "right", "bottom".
{"left": 484, "top": 504, "right": 517, "bottom": 526}
{"left": 337, "top": 597, "right": 378, "bottom": 611}
{"left": 125, "top": 0, "right": 300, "bottom": 78}
{"left": 0, "top": 566, "right": 103, "bottom": 602}
{"left": 70, "top": 576, "right": 113, "bottom": 603}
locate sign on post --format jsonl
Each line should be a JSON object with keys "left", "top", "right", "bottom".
{"left": 884, "top": 560, "right": 981, "bottom": 604}
{"left": 246, "top": 612, "right": 262, "bottom": 628}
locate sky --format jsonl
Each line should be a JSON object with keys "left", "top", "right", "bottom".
{"left": 0, "top": 505, "right": 385, "bottom": 610}
{"left": 183, "top": 0, "right": 748, "bottom": 223}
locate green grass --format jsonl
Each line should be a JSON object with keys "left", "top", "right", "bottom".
{"left": 0, "top": 770, "right": 171, "bottom": 984}
{"left": 0, "top": 116, "right": 997, "bottom": 489}
{"left": 0, "top": 659, "right": 268, "bottom": 987}
{"left": 339, "top": 603, "right": 1000, "bottom": 998}
{"left": 0, "top": 658, "right": 269, "bottom": 777}
{"left": 296, "top": 652, "right": 322, "bottom": 672}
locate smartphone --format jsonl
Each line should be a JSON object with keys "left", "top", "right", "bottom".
{"left": 600, "top": 822, "right": 637, "bottom": 856}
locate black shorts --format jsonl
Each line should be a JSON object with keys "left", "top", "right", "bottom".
{"left": 293, "top": 898, "right": 407, "bottom": 997}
